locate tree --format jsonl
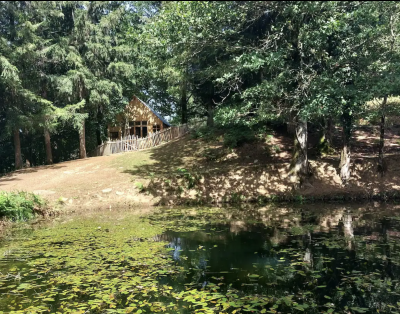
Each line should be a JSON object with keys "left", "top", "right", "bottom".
{"left": 0, "top": 1, "right": 52, "bottom": 169}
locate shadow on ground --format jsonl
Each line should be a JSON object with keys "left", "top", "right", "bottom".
{"left": 117, "top": 127, "right": 400, "bottom": 205}
{"left": 0, "top": 164, "right": 66, "bottom": 187}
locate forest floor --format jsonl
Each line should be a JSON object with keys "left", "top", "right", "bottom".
{"left": 2, "top": 125, "right": 400, "bottom": 210}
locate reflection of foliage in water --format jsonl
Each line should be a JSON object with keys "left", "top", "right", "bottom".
{"left": 0, "top": 205, "right": 400, "bottom": 313}
{"left": 152, "top": 206, "right": 400, "bottom": 313}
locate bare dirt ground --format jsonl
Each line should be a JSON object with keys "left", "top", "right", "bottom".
{"left": 0, "top": 154, "right": 155, "bottom": 213}
{"left": 1, "top": 125, "right": 400, "bottom": 209}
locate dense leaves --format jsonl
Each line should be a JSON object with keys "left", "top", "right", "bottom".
{"left": 0, "top": 192, "right": 44, "bottom": 222}
{"left": 2, "top": 1, "right": 400, "bottom": 184}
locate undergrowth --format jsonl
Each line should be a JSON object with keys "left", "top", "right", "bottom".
{"left": 0, "top": 191, "right": 45, "bottom": 222}
{"left": 191, "top": 123, "right": 262, "bottom": 148}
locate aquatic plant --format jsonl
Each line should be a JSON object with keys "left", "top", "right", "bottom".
{"left": 1, "top": 205, "right": 400, "bottom": 313}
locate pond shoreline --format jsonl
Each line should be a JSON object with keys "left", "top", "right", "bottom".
{"left": 2, "top": 190, "right": 400, "bottom": 228}
{"left": 155, "top": 190, "right": 400, "bottom": 206}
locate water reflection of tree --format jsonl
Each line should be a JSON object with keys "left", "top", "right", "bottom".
{"left": 381, "top": 217, "right": 393, "bottom": 278}
{"left": 303, "top": 232, "right": 313, "bottom": 267}
{"left": 153, "top": 204, "right": 400, "bottom": 312}
{"left": 338, "top": 212, "right": 355, "bottom": 251}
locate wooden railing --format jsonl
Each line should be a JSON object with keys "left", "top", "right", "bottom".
{"left": 93, "top": 124, "right": 190, "bottom": 156}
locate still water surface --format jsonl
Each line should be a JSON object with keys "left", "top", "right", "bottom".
{"left": 1, "top": 203, "right": 400, "bottom": 313}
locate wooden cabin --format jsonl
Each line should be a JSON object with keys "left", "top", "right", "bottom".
{"left": 108, "top": 96, "right": 170, "bottom": 140}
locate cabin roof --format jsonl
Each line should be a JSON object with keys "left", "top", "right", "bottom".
{"left": 134, "top": 96, "right": 171, "bottom": 127}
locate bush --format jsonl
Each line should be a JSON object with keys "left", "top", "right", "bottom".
{"left": 176, "top": 168, "right": 202, "bottom": 189}
{"left": 0, "top": 191, "right": 44, "bottom": 222}
{"left": 223, "top": 125, "right": 256, "bottom": 148}
{"left": 134, "top": 182, "right": 145, "bottom": 192}
{"left": 191, "top": 123, "right": 257, "bottom": 148}
{"left": 190, "top": 126, "right": 218, "bottom": 142}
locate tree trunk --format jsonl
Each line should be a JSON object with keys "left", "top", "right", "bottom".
{"left": 181, "top": 80, "right": 188, "bottom": 124}
{"left": 207, "top": 101, "right": 214, "bottom": 127}
{"left": 290, "top": 116, "right": 308, "bottom": 186}
{"left": 316, "top": 117, "right": 334, "bottom": 156}
{"left": 339, "top": 111, "right": 352, "bottom": 185}
{"left": 44, "top": 129, "right": 53, "bottom": 165}
{"left": 287, "top": 111, "right": 296, "bottom": 135}
{"left": 79, "top": 120, "right": 86, "bottom": 159}
{"left": 96, "top": 109, "right": 104, "bottom": 146}
{"left": 13, "top": 128, "right": 22, "bottom": 170}
{"left": 378, "top": 95, "right": 388, "bottom": 176}
{"left": 29, "top": 132, "right": 34, "bottom": 167}
{"left": 326, "top": 117, "right": 333, "bottom": 145}
{"left": 339, "top": 141, "right": 351, "bottom": 185}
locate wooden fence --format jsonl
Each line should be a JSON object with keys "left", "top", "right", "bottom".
{"left": 93, "top": 124, "right": 190, "bottom": 156}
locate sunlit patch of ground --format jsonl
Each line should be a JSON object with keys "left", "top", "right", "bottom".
{"left": 2, "top": 125, "right": 400, "bottom": 207}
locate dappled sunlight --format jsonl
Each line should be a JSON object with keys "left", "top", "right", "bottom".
{"left": 110, "top": 128, "right": 400, "bottom": 205}
{"left": 5, "top": 124, "right": 400, "bottom": 208}
{"left": 352, "top": 126, "right": 400, "bottom": 157}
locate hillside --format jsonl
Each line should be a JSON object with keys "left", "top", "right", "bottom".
{"left": 2, "top": 126, "right": 400, "bottom": 209}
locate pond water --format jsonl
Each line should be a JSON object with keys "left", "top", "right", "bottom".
{"left": 1, "top": 203, "right": 400, "bottom": 313}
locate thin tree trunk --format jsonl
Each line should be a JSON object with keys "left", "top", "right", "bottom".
{"left": 96, "top": 128, "right": 101, "bottom": 146}
{"left": 287, "top": 111, "right": 296, "bottom": 135}
{"left": 79, "top": 120, "right": 86, "bottom": 159}
{"left": 378, "top": 95, "right": 388, "bottom": 176}
{"left": 96, "top": 109, "right": 103, "bottom": 146}
{"left": 339, "top": 111, "right": 352, "bottom": 185}
{"left": 44, "top": 129, "right": 53, "bottom": 165}
{"left": 29, "top": 132, "right": 34, "bottom": 167}
{"left": 339, "top": 141, "right": 351, "bottom": 184}
{"left": 316, "top": 117, "right": 334, "bottom": 156}
{"left": 13, "top": 128, "right": 22, "bottom": 170}
{"left": 181, "top": 80, "right": 188, "bottom": 124}
{"left": 207, "top": 101, "right": 214, "bottom": 127}
{"left": 326, "top": 117, "right": 333, "bottom": 146}
{"left": 290, "top": 116, "right": 308, "bottom": 186}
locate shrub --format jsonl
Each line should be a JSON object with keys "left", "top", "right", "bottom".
{"left": 176, "top": 168, "right": 202, "bottom": 189}
{"left": 223, "top": 126, "right": 256, "bottom": 148}
{"left": 134, "top": 182, "right": 145, "bottom": 192}
{"left": 191, "top": 123, "right": 257, "bottom": 148}
{"left": 0, "top": 191, "right": 44, "bottom": 222}
{"left": 190, "top": 126, "right": 218, "bottom": 142}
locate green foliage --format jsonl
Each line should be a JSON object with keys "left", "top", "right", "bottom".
{"left": 177, "top": 168, "right": 202, "bottom": 189}
{"left": 2, "top": 0, "right": 400, "bottom": 182}
{"left": 0, "top": 191, "right": 44, "bottom": 222}
{"left": 365, "top": 96, "right": 400, "bottom": 125}
{"left": 0, "top": 1, "right": 145, "bottom": 172}
{"left": 191, "top": 123, "right": 257, "bottom": 149}
{"left": 315, "top": 134, "right": 335, "bottom": 156}
{"left": 190, "top": 126, "right": 218, "bottom": 142}
{"left": 223, "top": 125, "right": 256, "bottom": 149}
{"left": 1, "top": 205, "right": 400, "bottom": 312}
{"left": 134, "top": 182, "right": 145, "bottom": 192}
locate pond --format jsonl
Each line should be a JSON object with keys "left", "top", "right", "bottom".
{"left": 1, "top": 203, "right": 400, "bottom": 313}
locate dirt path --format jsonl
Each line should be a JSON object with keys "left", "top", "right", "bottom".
{"left": 0, "top": 154, "right": 154, "bottom": 212}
